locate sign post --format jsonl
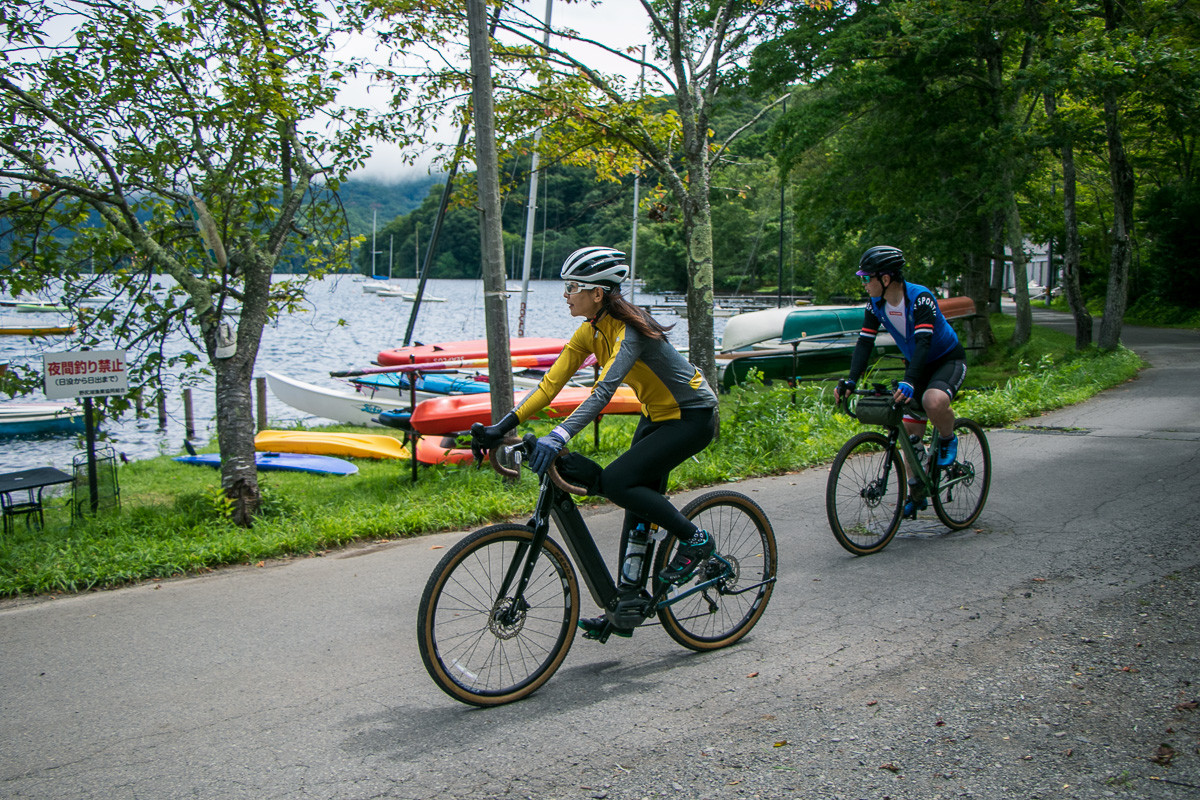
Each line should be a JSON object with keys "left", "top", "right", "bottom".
{"left": 42, "top": 350, "right": 129, "bottom": 514}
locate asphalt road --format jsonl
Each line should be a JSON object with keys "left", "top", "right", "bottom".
{"left": 2, "top": 311, "right": 1198, "bottom": 800}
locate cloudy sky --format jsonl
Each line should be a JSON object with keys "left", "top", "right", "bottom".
{"left": 354, "top": 0, "right": 654, "bottom": 183}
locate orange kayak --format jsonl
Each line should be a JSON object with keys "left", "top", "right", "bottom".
{"left": 415, "top": 434, "right": 476, "bottom": 465}
{"left": 409, "top": 385, "right": 643, "bottom": 435}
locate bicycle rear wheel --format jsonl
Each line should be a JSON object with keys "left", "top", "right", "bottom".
{"left": 655, "top": 491, "right": 776, "bottom": 651}
{"left": 826, "top": 431, "right": 905, "bottom": 555}
{"left": 417, "top": 524, "right": 580, "bottom": 706}
{"left": 932, "top": 418, "right": 991, "bottom": 530}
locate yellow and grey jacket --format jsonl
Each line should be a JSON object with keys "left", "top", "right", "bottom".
{"left": 514, "top": 311, "right": 716, "bottom": 441}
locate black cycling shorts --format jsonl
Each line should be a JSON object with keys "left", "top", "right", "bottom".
{"left": 905, "top": 357, "right": 967, "bottom": 420}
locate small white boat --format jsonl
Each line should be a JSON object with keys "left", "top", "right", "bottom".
{"left": 0, "top": 402, "right": 86, "bottom": 436}
{"left": 376, "top": 287, "right": 415, "bottom": 299}
{"left": 265, "top": 371, "right": 419, "bottom": 427}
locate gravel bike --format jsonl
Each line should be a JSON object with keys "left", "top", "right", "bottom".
{"left": 826, "top": 384, "right": 991, "bottom": 555}
{"left": 417, "top": 429, "right": 777, "bottom": 706}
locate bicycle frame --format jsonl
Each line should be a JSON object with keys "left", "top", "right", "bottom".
{"left": 491, "top": 440, "right": 747, "bottom": 635}
{"left": 858, "top": 397, "right": 976, "bottom": 500}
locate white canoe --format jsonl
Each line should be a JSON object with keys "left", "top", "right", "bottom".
{"left": 264, "top": 371, "right": 417, "bottom": 427}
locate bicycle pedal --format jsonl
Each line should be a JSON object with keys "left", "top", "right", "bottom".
{"left": 577, "top": 617, "right": 631, "bottom": 642}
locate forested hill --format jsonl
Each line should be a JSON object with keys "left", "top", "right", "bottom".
{"left": 336, "top": 175, "right": 441, "bottom": 243}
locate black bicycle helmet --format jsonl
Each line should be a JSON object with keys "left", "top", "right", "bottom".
{"left": 856, "top": 245, "right": 906, "bottom": 277}
{"left": 560, "top": 246, "right": 629, "bottom": 289}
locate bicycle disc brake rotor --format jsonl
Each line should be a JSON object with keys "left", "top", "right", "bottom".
{"left": 861, "top": 478, "right": 889, "bottom": 507}
{"left": 488, "top": 597, "right": 527, "bottom": 640}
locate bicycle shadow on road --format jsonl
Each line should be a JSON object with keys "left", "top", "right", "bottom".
{"left": 339, "top": 643, "right": 716, "bottom": 759}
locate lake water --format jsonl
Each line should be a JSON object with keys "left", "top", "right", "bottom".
{"left": 2, "top": 276, "right": 725, "bottom": 472}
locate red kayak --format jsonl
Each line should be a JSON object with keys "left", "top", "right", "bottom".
{"left": 409, "top": 386, "right": 643, "bottom": 435}
{"left": 377, "top": 337, "right": 568, "bottom": 367}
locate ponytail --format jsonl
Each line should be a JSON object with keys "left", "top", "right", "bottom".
{"left": 601, "top": 287, "right": 673, "bottom": 340}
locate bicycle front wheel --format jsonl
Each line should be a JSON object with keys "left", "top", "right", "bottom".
{"left": 655, "top": 491, "right": 776, "bottom": 651}
{"left": 826, "top": 431, "right": 905, "bottom": 555}
{"left": 932, "top": 418, "right": 991, "bottom": 530}
{"left": 417, "top": 525, "right": 580, "bottom": 706}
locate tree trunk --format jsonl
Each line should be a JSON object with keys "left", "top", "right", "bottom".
{"left": 1045, "top": 90, "right": 1093, "bottom": 349}
{"left": 1005, "top": 169, "right": 1033, "bottom": 347}
{"left": 467, "top": 0, "right": 513, "bottom": 417}
{"left": 962, "top": 215, "right": 995, "bottom": 352}
{"left": 988, "top": 209, "right": 1006, "bottom": 315}
{"left": 1099, "top": 88, "right": 1135, "bottom": 351}
{"left": 211, "top": 251, "right": 271, "bottom": 526}
{"left": 683, "top": 173, "right": 718, "bottom": 392}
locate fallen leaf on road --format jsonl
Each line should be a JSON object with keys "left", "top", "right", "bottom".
{"left": 1149, "top": 744, "right": 1176, "bottom": 765}
{"left": 1174, "top": 700, "right": 1198, "bottom": 712}
{"left": 774, "top": 740, "right": 788, "bottom": 747}
{"left": 746, "top": 672, "right": 759, "bottom": 678}
{"left": 431, "top": 545, "right": 444, "bottom": 550}
{"left": 879, "top": 762, "right": 900, "bottom": 772}
{"left": 866, "top": 700, "right": 878, "bottom": 707}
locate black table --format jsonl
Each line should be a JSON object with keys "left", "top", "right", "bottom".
{"left": 0, "top": 467, "right": 74, "bottom": 534}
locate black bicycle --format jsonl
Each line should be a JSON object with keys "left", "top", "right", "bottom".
{"left": 417, "top": 430, "right": 777, "bottom": 706}
{"left": 827, "top": 384, "right": 991, "bottom": 555}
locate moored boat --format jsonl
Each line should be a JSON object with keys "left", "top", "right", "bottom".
{"left": 716, "top": 297, "right": 976, "bottom": 389}
{"left": 0, "top": 402, "right": 86, "bottom": 436}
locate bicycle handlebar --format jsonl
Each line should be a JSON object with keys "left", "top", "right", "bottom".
{"left": 476, "top": 426, "right": 589, "bottom": 496}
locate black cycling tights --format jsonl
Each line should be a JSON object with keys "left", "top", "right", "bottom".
{"left": 600, "top": 407, "right": 716, "bottom": 540}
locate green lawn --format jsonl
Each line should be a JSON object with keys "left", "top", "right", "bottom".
{"left": 0, "top": 314, "right": 1144, "bottom": 598}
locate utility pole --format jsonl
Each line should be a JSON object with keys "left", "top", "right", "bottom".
{"left": 467, "top": 0, "right": 513, "bottom": 418}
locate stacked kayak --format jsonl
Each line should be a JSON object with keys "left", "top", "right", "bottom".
{"left": 376, "top": 337, "right": 567, "bottom": 367}
{"left": 174, "top": 451, "right": 359, "bottom": 476}
{"left": 254, "top": 430, "right": 410, "bottom": 460}
{"left": 265, "top": 371, "right": 412, "bottom": 426}
{"left": 407, "top": 385, "right": 642, "bottom": 436}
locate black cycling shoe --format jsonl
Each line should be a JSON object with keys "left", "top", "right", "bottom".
{"left": 577, "top": 616, "right": 632, "bottom": 640}
{"left": 657, "top": 530, "right": 714, "bottom": 585}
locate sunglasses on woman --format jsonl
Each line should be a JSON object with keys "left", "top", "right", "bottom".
{"left": 564, "top": 281, "right": 603, "bottom": 295}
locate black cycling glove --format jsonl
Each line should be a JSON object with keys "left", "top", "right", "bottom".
{"left": 471, "top": 410, "right": 519, "bottom": 461}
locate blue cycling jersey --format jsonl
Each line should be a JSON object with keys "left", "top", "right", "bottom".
{"left": 850, "top": 281, "right": 962, "bottom": 386}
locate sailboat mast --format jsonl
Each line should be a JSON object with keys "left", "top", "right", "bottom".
{"left": 517, "top": 0, "right": 553, "bottom": 338}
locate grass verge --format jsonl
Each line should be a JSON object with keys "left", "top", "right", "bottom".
{"left": 0, "top": 316, "right": 1144, "bottom": 598}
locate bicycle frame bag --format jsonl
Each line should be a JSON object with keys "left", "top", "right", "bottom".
{"left": 854, "top": 396, "right": 903, "bottom": 427}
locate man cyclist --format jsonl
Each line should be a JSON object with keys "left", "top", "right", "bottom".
{"left": 833, "top": 245, "right": 967, "bottom": 516}
{"left": 472, "top": 246, "right": 719, "bottom": 638}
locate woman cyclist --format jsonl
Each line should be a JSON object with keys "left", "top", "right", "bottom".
{"left": 472, "top": 246, "right": 719, "bottom": 638}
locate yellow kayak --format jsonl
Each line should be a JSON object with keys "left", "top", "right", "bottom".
{"left": 254, "top": 430, "right": 411, "bottom": 460}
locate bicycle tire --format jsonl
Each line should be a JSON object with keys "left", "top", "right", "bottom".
{"left": 654, "top": 491, "right": 776, "bottom": 651}
{"left": 826, "top": 431, "right": 905, "bottom": 555}
{"left": 417, "top": 524, "right": 580, "bottom": 706}
{"left": 932, "top": 418, "right": 991, "bottom": 530}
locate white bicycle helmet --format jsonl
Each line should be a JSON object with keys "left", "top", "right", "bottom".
{"left": 560, "top": 246, "right": 629, "bottom": 289}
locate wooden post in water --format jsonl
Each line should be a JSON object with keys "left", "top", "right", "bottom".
{"left": 183, "top": 388, "right": 195, "bottom": 439}
{"left": 255, "top": 376, "right": 267, "bottom": 432}
{"left": 157, "top": 391, "right": 167, "bottom": 429}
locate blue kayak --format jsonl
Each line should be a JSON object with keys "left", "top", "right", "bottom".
{"left": 174, "top": 451, "right": 359, "bottom": 476}
{"left": 350, "top": 371, "right": 489, "bottom": 395}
